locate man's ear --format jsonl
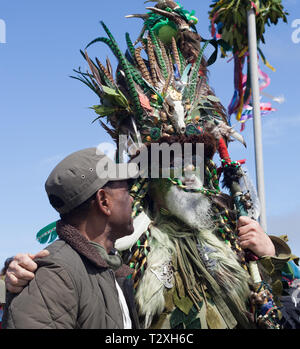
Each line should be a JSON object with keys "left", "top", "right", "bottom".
{"left": 95, "top": 189, "right": 112, "bottom": 216}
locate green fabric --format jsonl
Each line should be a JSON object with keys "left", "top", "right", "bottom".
{"left": 170, "top": 304, "right": 202, "bottom": 329}
{"left": 267, "top": 236, "right": 291, "bottom": 264}
{"left": 173, "top": 290, "right": 194, "bottom": 316}
{"left": 259, "top": 236, "right": 291, "bottom": 276}
{"left": 89, "top": 241, "right": 122, "bottom": 270}
{"left": 258, "top": 236, "right": 292, "bottom": 304}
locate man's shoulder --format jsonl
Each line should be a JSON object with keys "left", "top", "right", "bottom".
{"left": 42, "top": 239, "right": 70, "bottom": 255}
{"left": 35, "top": 240, "right": 84, "bottom": 274}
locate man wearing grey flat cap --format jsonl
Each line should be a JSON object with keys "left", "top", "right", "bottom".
{"left": 2, "top": 147, "right": 140, "bottom": 329}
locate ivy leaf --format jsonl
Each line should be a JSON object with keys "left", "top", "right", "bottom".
{"left": 91, "top": 105, "right": 119, "bottom": 121}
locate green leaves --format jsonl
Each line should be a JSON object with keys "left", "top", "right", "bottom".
{"left": 209, "top": 0, "right": 289, "bottom": 55}
{"left": 102, "top": 86, "right": 130, "bottom": 109}
{"left": 90, "top": 86, "right": 131, "bottom": 122}
{"left": 91, "top": 106, "right": 119, "bottom": 120}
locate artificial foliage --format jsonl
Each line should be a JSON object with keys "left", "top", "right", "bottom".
{"left": 209, "top": 0, "right": 288, "bottom": 127}
{"left": 209, "top": 0, "right": 288, "bottom": 54}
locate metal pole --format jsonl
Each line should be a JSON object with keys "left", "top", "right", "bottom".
{"left": 247, "top": 8, "right": 267, "bottom": 231}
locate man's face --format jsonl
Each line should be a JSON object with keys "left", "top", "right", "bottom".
{"left": 106, "top": 181, "right": 134, "bottom": 238}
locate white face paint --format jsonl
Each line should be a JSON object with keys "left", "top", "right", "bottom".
{"left": 162, "top": 155, "right": 208, "bottom": 229}
{"left": 164, "top": 182, "right": 214, "bottom": 231}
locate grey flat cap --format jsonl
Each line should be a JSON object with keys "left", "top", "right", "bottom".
{"left": 45, "top": 147, "right": 139, "bottom": 215}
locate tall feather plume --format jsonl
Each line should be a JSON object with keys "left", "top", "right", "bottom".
{"left": 158, "top": 38, "right": 170, "bottom": 75}
{"left": 162, "top": 54, "right": 173, "bottom": 96}
{"left": 135, "top": 46, "right": 153, "bottom": 85}
{"left": 146, "top": 34, "right": 159, "bottom": 87}
{"left": 125, "top": 32, "right": 138, "bottom": 63}
{"left": 148, "top": 27, "right": 168, "bottom": 80}
{"left": 84, "top": 51, "right": 103, "bottom": 88}
{"left": 171, "top": 36, "right": 181, "bottom": 75}
{"left": 95, "top": 57, "right": 115, "bottom": 86}
{"left": 106, "top": 57, "right": 114, "bottom": 80}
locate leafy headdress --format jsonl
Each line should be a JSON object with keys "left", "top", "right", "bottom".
{"left": 74, "top": 2, "right": 248, "bottom": 168}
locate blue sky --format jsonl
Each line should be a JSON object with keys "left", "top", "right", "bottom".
{"left": 0, "top": 0, "right": 299, "bottom": 267}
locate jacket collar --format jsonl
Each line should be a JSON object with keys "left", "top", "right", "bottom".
{"left": 56, "top": 220, "right": 133, "bottom": 278}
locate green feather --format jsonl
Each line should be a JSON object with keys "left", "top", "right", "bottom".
{"left": 70, "top": 74, "right": 99, "bottom": 96}
{"left": 126, "top": 61, "right": 147, "bottom": 87}
{"left": 148, "top": 27, "right": 168, "bottom": 80}
{"left": 177, "top": 47, "right": 186, "bottom": 75}
{"left": 79, "top": 48, "right": 114, "bottom": 89}
{"left": 85, "top": 23, "right": 145, "bottom": 121}
{"left": 126, "top": 32, "right": 137, "bottom": 63}
{"left": 101, "top": 23, "right": 144, "bottom": 120}
{"left": 100, "top": 21, "right": 119, "bottom": 46}
{"left": 185, "top": 40, "right": 210, "bottom": 103}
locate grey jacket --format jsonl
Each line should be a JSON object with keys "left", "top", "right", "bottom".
{"left": 2, "top": 221, "right": 140, "bottom": 329}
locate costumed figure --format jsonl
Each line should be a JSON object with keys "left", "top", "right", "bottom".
{"left": 37, "top": 0, "right": 299, "bottom": 329}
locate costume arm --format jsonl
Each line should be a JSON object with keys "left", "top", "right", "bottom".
{"left": 2, "top": 263, "right": 78, "bottom": 329}
{"left": 260, "top": 235, "right": 292, "bottom": 271}
{"left": 257, "top": 236, "right": 292, "bottom": 299}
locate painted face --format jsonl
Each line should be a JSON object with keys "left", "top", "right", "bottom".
{"left": 163, "top": 183, "right": 213, "bottom": 231}
{"left": 150, "top": 156, "right": 213, "bottom": 231}
{"left": 176, "top": 155, "right": 204, "bottom": 190}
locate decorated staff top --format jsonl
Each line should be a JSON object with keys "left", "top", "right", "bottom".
{"left": 209, "top": 0, "right": 289, "bottom": 126}
{"left": 209, "top": 0, "right": 288, "bottom": 55}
